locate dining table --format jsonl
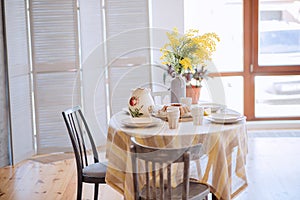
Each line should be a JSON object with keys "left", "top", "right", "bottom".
{"left": 105, "top": 108, "right": 248, "bottom": 200}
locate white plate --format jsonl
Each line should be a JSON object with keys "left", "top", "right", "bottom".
{"left": 122, "top": 107, "right": 130, "bottom": 115}
{"left": 198, "top": 103, "right": 226, "bottom": 112}
{"left": 205, "top": 113, "right": 246, "bottom": 124}
{"left": 121, "top": 117, "right": 162, "bottom": 128}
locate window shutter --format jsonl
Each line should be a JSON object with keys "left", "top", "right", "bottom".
{"left": 29, "top": 0, "right": 81, "bottom": 154}
{"left": 104, "top": 0, "right": 151, "bottom": 115}
{"left": 0, "top": 1, "right": 9, "bottom": 167}
{"left": 4, "top": 0, "right": 34, "bottom": 164}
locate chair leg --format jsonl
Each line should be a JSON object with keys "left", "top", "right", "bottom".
{"left": 77, "top": 181, "right": 83, "bottom": 200}
{"left": 211, "top": 193, "right": 218, "bottom": 200}
{"left": 94, "top": 183, "right": 99, "bottom": 200}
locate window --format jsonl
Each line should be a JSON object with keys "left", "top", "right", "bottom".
{"left": 252, "top": 0, "right": 300, "bottom": 120}
{"left": 185, "top": 0, "right": 300, "bottom": 120}
{"left": 184, "top": 0, "right": 244, "bottom": 114}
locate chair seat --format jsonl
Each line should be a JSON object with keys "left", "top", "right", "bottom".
{"left": 140, "top": 182, "right": 210, "bottom": 200}
{"left": 83, "top": 162, "right": 107, "bottom": 178}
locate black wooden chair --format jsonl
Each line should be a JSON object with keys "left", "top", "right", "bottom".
{"left": 130, "top": 137, "right": 210, "bottom": 200}
{"left": 62, "top": 106, "right": 106, "bottom": 200}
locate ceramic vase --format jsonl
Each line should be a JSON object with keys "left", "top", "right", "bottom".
{"left": 170, "top": 75, "right": 186, "bottom": 103}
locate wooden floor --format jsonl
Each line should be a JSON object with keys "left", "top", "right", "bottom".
{"left": 0, "top": 130, "right": 300, "bottom": 200}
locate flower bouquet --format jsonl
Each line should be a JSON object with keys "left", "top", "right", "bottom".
{"left": 160, "top": 27, "right": 219, "bottom": 103}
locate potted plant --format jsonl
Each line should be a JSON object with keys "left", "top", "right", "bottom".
{"left": 160, "top": 28, "right": 219, "bottom": 103}
{"left": 185, "top": 66, "right": 209, "bottom": 104}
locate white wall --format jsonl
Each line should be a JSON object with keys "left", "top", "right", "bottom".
{"left": 80, "top": 0, "right": 108, "bottom": 147}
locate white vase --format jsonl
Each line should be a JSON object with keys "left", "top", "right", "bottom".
{"left": 170, "top": 75, "right": 186, "bottom": 103}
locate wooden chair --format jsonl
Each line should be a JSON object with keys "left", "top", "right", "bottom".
{"left": 151, "top": 90, "right": 171, "bottom": 105}
{"left": 130, "top": 137, "right": 210, "bottom": 200}
{"left": 62, "top": 106, "right": 106, "bottom": 200}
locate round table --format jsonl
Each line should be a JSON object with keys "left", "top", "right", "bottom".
{"left": 105, "top": 111, "right": 248, "bottom": 200}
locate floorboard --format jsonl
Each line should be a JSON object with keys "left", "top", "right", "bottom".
{"left": 0, "top": 130, "right": 299, "bottom": 200}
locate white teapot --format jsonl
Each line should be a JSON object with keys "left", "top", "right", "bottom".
{"left": 128, "top": 88, "right": 154, "bottom": 118}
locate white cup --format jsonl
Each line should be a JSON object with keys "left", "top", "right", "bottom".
{"left": 167, "top": 107, "right": 180, "bottom": 129}
{"left": 191, "top": 106, "right": 204, "bottom": 125}
{"left": 180, "top": 97, "right": 192, "bottom": 109}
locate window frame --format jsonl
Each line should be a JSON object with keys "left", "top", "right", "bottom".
{"left": 244, "top": 0, "right": 300, "bottom": 120}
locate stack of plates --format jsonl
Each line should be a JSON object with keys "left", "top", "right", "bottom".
{"left": 121, "top": 117, "right": 162, "bottom": 128}
{"left": 205, "top": 113, "right": 246, "bottom": 124}
{"left": 198, "top": 103, "right": 226, "bottom": 112}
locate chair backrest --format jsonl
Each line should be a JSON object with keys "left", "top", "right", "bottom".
{"left": 130, "top": 137, "right": 204, "bottom": 200}
{"left": 151, "top": 90, "right": 171, "bottom": 105}
{"left": 62, "top": 106, "right": 99, "bottom": 173}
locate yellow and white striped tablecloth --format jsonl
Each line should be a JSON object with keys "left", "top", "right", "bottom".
{"left": 105, "top": 112, "right": 248, "bottom": 200}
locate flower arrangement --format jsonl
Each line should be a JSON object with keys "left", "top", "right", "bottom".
{"left": 160, "top": 27, "right": 220, "bottom": 87}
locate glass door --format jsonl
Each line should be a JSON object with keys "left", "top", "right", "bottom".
{"left": 251, "top": 0, "right": 300, "bottom": 120}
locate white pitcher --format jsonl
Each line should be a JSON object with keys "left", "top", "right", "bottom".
{"left": 128, "top": 88, "right": 154, "bottom": 118}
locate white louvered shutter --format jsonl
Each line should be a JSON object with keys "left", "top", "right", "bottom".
{"left": 0, "top": 2, "right": 8, "bottom": 167}
{"left": 105, "top": 0, "right": 152, "bottom": 116}
{"left": 5, "top": 0, "right": 35, "bottom": 164}
{"left": 29, "top": 0, "right": 81, "bottom": 154}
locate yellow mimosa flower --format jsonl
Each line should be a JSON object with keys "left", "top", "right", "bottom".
{"left": 160, "top": 27, "right": 219, "bottom": 85}
{"left": 179, "top": 58, "right": 191, "bottom": 70}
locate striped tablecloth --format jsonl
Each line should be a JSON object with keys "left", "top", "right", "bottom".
{"left": 105, "top": 112, "right": 248, "bottom": 200}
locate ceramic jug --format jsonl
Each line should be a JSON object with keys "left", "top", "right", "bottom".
{"left": 128, "top": 88, "right": 154, "bottom": 118}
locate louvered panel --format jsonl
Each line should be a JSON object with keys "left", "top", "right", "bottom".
{"left": 30, "top": 0, "right": 80, "bottom": 154}
{"left": 109, "top": 64, "right": 151, "bottom": 115}
{"left": 4, "top": 0, "right": 34, "bottom": 164}
{"left": 105, "top": 30, "right": 150, "bottom": 62}
{"left": 0, "top": 2, "right": 9, "bottom": 167}
{"left": 105, "top": 29, "right": 151, "bottom": 63}
{"left": 105, "top": 0, "right": 149, "bottom": 35}
{"left": 0, "top": 70, "right": 8, "bottom": 166}
{"left": 35, "top": 72, "right": 81, "bottom": 154}
{"left": 9, "top": 75, "right": 34, "bottom": 163}
{"left": 5, "top": 0, "right": 30, "bottom": 77}
{"left": 105, "top": 0, "right": 151, "bottom": 117}
{"left": 30, "top": 0, "right": 79, "bottom": 72}
{"left": 106, "top": 16, "right": 149, "bottom": 34}
{"left": 105, "top": 0, "right": 150, "bottom": 62}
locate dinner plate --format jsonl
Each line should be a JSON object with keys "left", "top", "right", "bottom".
{"left": 198, "top": 103, "right": 226, "bottom": 112}
{"left": 205, "top": 113, "right": 246, "bottom": 124}
{"left": 122, "top": 107, "right": 130, "bottom": 115}
{"left": 121, "top": 117, "right": 162, "bottom": 128}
